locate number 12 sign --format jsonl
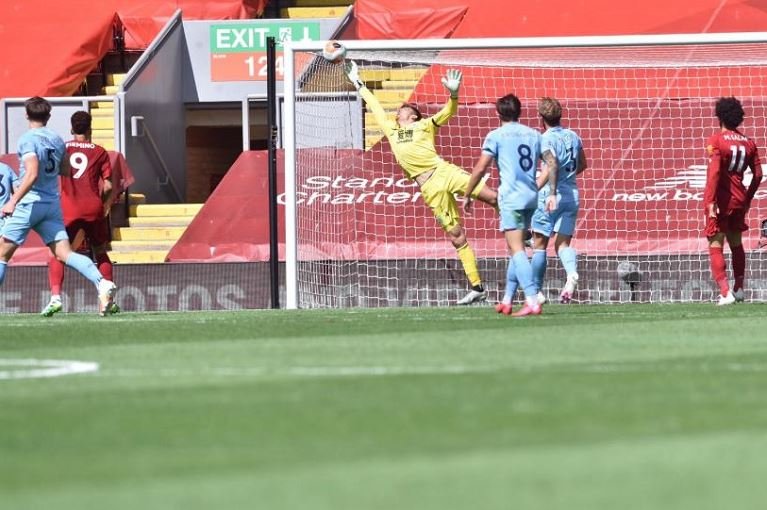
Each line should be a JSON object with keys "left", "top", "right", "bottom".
{"left": 210, "top": 22, "right": 320, "bottom": 82}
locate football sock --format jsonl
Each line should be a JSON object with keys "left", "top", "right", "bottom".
{"left": 708, "top": 246, "right": 729, "bottom": 295}
{"left": 65, "top": 252, "right": 102, "bottom": 287}
{"left": 95, "top": 252, "right": 114, "bottom": 282}
{"left": 0, "top": 260, "right": 6, "bottom": 285}
{"left": 531, "top": 249, "right": 547, "bottom": 291}
{"left": 503, "top": 257, "right": 519, "bottom": 305}
{"left": 512, "top": 251, "right": 537, "bottom": 300}
{"left": 558, "top": 246, "right": 578, "bottom": 276}
{"left": 456, "top": 242, "right": 482, "bottom": 287}
{"left": 49, "top": 258, "right": 65, "bottom": 296}
{"left": 731, "top": 244, "right": 745, "bottom": 291}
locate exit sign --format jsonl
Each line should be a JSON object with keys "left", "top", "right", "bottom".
{"left": 210, "top": 22, "right": 321, "bottom": 81}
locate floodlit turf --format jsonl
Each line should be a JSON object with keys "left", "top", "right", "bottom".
{"left": 2, "top": 304, "right": 767, "bottom": 509}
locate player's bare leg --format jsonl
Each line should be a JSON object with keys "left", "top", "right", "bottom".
{"left": 726, "top": 231, "right": 745, "bottom": 302}
{"left": 50, "top": 239, "right": 117, "bottom": 316}
{"left": 449, "top": 225, "right": 486, "bottom": 305}
{"left": 532, "top": 232, "right": 549, "bottom": 304}
{"left": 505, "top": 229, "right": 541, "bottom": 317}
{"left": 707, "top": 233, "right": 734, "bottom": 305}
{"left": 554, "top": 234, "right": 579, "bottom": 303}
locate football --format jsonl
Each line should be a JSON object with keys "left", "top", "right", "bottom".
{"left": 322, "top": 40, "right": 347, "bottom": 64}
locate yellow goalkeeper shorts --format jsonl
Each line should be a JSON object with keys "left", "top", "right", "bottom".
{"left": 419, "top": 161, "right": 485, "bottom": 232}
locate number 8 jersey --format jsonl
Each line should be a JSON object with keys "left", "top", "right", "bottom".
{"left": 481, "top": 122, "right": 542, "bottom": 210}
{"left": 704, "top": 129, "right": 763, "bottom": 213}
{"left": 62, "top": 141, "right": 112, "bottom": 222}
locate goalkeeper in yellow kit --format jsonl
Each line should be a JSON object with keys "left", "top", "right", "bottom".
{"left": 345, "top": 61, "right": 498, "bottom": 304}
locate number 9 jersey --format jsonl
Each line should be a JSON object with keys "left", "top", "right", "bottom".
{"left": 704, "top": 129, "right": 762, "bottom": 213}
{"left": 61, "top": 141, "right": 112, "bottom": 223}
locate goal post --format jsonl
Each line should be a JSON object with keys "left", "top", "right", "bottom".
{"left": 283, "top": 32, "right": 767, "bottom": 309}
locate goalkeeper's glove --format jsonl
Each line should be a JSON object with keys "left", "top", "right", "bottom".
{"left": 441, "top": 69, "right": 462, "bottom": 98}
{"left": 345, "top": 60, "right": 364, "bottom": 90}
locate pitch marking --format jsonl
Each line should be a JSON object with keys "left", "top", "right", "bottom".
{"left": 0, "top": 359, "right": 100, "bottom": 380}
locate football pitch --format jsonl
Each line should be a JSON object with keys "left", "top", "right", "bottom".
{"left": 3, "top": 304, "right": 767, "bottom": 509}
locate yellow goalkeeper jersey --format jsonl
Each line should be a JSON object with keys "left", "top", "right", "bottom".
{"left": 360, "top": 86, "right": 457, "bottom": 180}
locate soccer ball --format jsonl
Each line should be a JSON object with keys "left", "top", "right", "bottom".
{"left": 322, "top": 40, "right": 347, "bottom": 64}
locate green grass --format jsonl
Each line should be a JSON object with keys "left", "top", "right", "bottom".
{"left": 2, "top": 304, "right": 767, "bottom": 509}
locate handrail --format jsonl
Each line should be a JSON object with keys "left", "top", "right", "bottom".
{"left": 1, "top": 95, "right": 120, "bottom": 154}
{"left": 120, "top": 9, "right": 183, "bottom": 91}
{"left": 130, "top": 115, "right": 182, "bottom": 201}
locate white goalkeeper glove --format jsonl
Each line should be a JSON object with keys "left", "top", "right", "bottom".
{"left": 441, "top": 69, "right": 462, "bottom": 98}
{"left": 345, "top": 60, "right": 364, "bottom": 90}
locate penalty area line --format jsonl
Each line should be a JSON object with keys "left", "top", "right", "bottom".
{"left": 0, "top": 359, "right": 100, "bottom": 381}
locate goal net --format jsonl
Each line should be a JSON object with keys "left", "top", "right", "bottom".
{"left": 283, "top": 34, "right": 767, "bottom": 308}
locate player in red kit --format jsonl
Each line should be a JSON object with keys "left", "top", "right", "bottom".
{"left": 704, "top": 97, "right": 763, "bottom": 305}
{"left": 41, "top": 111, "right": 118, "bottom": 316}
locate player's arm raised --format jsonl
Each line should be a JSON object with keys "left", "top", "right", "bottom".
{"left": 430, "top": 69, "right": 461, "bottom": 126}
{"left": 345, "top": 61, "right": 392, "bottom": 131}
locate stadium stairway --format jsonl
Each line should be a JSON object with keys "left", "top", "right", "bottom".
{"left": 87, "top": 72, "right": 126, "bottom": 151}
{"left": 109, "top": 194, "right": 203, "bottom": 264}
{"left": 360, "top": 66, "right": 428, "bottom": 149}
{"left": 280, "top": 0, "right": 354, "bottom": 19}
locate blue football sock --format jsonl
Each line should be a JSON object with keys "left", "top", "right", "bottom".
{"left": 0, "top": 260, "right": 6, "bottom": 286}
{"left": 65, "top": 252, "right": 102, "bottom": 287}
{"left": 559, "top": 246, "right": 578, "bottom": 276}
{"left": 504, "top": 257, "right": 519, "bottom": 304}
{"left": 531, "top": 249, "right": 547, "bottom": 292}
{"left": 512, "top": 251, "right": 537, "bottom": 299}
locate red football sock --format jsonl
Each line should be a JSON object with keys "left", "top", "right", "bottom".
{"left": 731, "top": 244, "right": 745, "bottom": 292}
{"left": 48, "top": 257, "right": 65, "bottom": 296}
{"left": 708, "top": 246, "right": 729, "bottom": 296}
{"left": 95, "top": 252, "right": 113, "bottom": 282}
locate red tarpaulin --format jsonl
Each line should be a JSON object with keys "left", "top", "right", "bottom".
{"left": 0, "top": 1, "right": 267, "bottom": 100}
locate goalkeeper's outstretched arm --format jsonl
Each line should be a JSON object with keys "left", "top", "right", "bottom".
{"left": 345, "top": 60, "right": 390, "bottom": 129}
{"left": 430, "top": 69, "right": 462, "bottom": 126}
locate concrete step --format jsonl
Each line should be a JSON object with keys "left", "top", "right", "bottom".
{"left": 128, "top": 193, "right": 147, "bottom": 205}
{"left": 372, "top": 89, "right": 414, "bottom": 103}
{"left": 90, "top": 108, "right": 114, "bottom": 118}
{"left": 291, "top": 0, "right": 354, "bottom": 6}
{"left": 107, "top": 73, "right": 127, "bottom": 86}
{"left": 359, "top": 68, "right": 390, "bottom": 82}
{"left": 103, "top": 85, "right": 119, "bottom": 95}
{"left": 113, "top": 227, "right": 187, "bottom": 241}
{"left": 390, "top": 68, "right": 428, "bottom": 81}
{"left": 110, "top": 240, "right": 177, "bottom": 252}
{"left": 129, "top": 204, "right": 203, "bottom": 217}
{"left": 128, "top": 216, "right": 196, "bottom": 227}
{"left": 381, "top": 79, "right": 420, "bottom": 89}
{"left": 91, "top": 117, "right": 114, "bottom": 129}
{"left": 92, "top": 137, "right": 115, "bottom": 150}
{"left": 365, "top": 134, "right": 385, "bottom": 149}
{"left": 108, "top": 250, "right": 169, "bottom": 264}
{"left": 281, "top": 6, "right": 347, "bottom": 17}
{"left": 91, "top": 101, "right": 115, "bottom": 109}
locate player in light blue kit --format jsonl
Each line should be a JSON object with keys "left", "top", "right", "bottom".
{"left": 0, "top": 97, "right": 117, "bottom": 315}
{"left": 531, "top": 97, "right": 588, "bottom": 304}
{"left": 465, "top": 93, "right": 558, "bottom": 317}
{"left": 0, "top": 162, "right": 15, "bottom": 232}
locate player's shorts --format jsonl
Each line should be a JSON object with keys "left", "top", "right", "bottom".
{"left": 2, "top": 200, "right": 68, "bottom": 246}
{"left": 419, "top": 161, "right": 485, "bottom": 232}
{"left": 704, "top": 208, "right": 748, "bottom": 237}
{"left": 499, "top": 207, "right": 535, "bottom": 232}
{"left": 532, "top": 200, "right": 579, "bottom": 238}
{"left": 66, "top": 217, "right": 110, "bottom": 248}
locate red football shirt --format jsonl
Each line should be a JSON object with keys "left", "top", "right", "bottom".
{"left": 703, "top": 129, "right": 763, "bottom": 212}
{"left": 61, "top": 141, "right": 112, "bottom": 222}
